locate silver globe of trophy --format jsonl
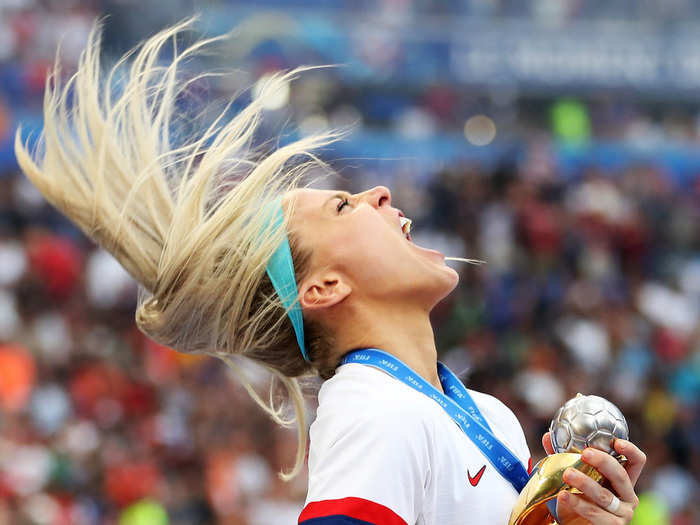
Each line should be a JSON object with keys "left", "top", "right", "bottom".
{"left": 509, "top": 394, "right": 629, "bottom": 525}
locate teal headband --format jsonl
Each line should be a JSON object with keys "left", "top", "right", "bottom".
{"left": 264, "top": 197, "right": 309, "bottom": 362}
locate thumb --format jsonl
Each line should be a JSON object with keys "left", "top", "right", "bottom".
{"left": 542, "top": 432, "right": 555, "bottom": 455}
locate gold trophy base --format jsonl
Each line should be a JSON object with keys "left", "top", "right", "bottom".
{"left": 509, "top": 453, "right": 621, "bottom": 525}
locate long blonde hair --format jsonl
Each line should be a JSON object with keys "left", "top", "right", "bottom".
{"left": 14, "top": 18, "right": 340, "bottom": 479}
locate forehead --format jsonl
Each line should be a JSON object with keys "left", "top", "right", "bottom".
{"left": 284, "top": 188, "right": 340, "bottom": 219}
{"left": 282, "top": 188, "right": 342, "bottom": 255}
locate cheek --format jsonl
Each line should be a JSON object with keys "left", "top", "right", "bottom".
{"left": 328, "top": 225, "right": 403, "bottom": 282}
{"left": 332, "top": 211, "right": 394, "bottom": 255}
{"left": 307, "top": 211, "right": 456, "bottom": 297}
{"left": 338, "top": 233, "right": 399, "bottom": 274}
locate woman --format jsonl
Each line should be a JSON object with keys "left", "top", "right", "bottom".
{"left": 15, "top": 20, "right": 645, "bottom": 525}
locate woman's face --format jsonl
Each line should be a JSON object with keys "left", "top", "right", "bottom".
{"left": 286, "top": 186, "right": 459, "bottom": 313}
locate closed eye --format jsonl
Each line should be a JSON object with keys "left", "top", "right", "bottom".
{"left": 336, "top": 197, "right": 350, "bottom": 213}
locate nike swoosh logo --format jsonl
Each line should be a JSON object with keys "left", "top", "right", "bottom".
{"left": 467, "top": 465, "right": 486, "bottom": 486}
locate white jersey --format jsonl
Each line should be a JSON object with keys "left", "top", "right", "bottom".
{"left": 299, "top": 363, "right": 531, "bottom": 525}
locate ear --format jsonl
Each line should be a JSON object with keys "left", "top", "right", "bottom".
{"left": 299, "top": 272, "right": 351, "bottom": 312}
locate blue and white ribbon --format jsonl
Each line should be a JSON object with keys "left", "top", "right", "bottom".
{"left": 341, "top": 348, "right": 530, "bottom": 493}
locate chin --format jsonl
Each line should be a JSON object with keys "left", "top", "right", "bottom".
{"left": 425, "top": 266, "right": 459, "bottom": 308}
{"left": 442, "top": 267, "right": 460, "bottom": 296}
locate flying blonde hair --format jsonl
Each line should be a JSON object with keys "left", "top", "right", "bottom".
{"left": 14, "top": 18, "right": 341, "bottom": 480}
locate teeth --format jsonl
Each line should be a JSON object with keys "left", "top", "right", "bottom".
{"left": 400, "top": 216, "right": 412, "bottom": 236}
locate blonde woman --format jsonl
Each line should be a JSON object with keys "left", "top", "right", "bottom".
{"left": 15, "top": 21, "right": 646, "bottom": 525}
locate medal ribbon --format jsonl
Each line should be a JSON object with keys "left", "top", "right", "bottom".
{"left": 340, "top": 348, "right": 530, "bottom": 493}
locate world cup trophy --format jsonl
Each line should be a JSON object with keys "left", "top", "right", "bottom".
{"left": 508, "top": 394, "right": 629, "bottom": 525}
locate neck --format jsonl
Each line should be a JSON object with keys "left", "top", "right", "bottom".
{"left": 330, "top": 301, "right": 444, "bottom": 393}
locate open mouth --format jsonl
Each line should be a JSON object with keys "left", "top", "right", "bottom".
{"left": 399, "top": 216, "right": 412, "bottom": 241}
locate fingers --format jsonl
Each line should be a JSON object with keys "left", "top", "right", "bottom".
{"left": 562, "top": 467, "right": 635, "bottom": 518}
{"left": 557, "top": 491, "right": 634, "bottom": 524}
{"left": 580, "top": 448, "right": 638, "bottom": 505}
{"left": 542, "top": 432, "right": 555, "bottom": 455}
{"left": 613, "top": 439, "right": 647, "bottom": 486}
{"left": 553, "top": 438, "right": 646, "bottom": 523}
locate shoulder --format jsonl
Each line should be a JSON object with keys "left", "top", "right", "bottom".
{"left": 305, "top": 364, "right": 434, "bottom": 524}
{"left": 467, "top": 389, "right": 531, "bottom": 463}
{"left": 317, "top": 363, "right": 439, "bottom": 419}
{"left": 468, "top": 390, "right": 522, "bottom": 430}
{"left": 312, "top": 363, "right": 438, "bottom": 446}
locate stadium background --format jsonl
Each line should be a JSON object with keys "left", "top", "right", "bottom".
{"left": 0, "top": 1, "right": 698, "bottom": 524}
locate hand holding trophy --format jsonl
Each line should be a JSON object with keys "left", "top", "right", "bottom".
{"left": 509, "top": 394, "right": 633, "bottom": 525}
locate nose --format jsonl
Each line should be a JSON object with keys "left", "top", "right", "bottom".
{"left": 359, "top": 185, "right": 391, "bottom": 210}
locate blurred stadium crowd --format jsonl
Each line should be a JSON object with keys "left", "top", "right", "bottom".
{"left": 0, "top": 1, "right": 698, "bottom": 524}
